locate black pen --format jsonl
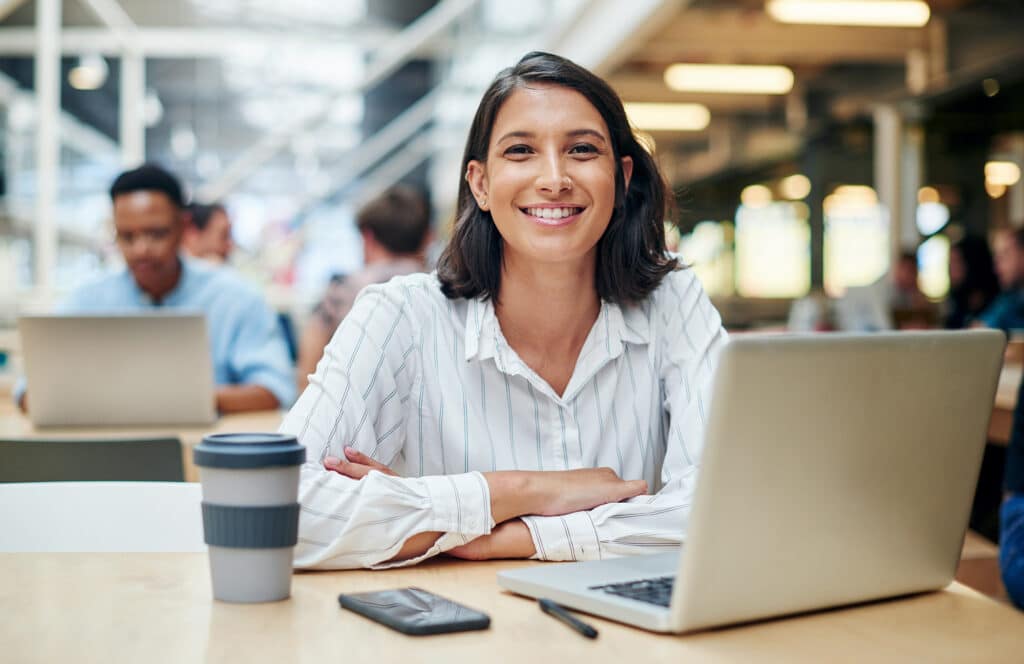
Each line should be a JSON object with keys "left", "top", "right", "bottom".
{"left": 538, "top": 598, "right": 599, "bottom": 639}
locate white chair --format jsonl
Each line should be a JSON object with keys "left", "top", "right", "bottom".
{"left": 0, "top": 481, "right": 205, "bottom": 552}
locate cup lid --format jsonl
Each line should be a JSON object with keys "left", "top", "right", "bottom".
{"left": 193, "top": 433, "right": 306, "bottom": 469}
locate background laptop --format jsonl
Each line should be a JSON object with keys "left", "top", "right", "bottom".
{"left": 499, "top": 330, "right": 1005, "bottom": 633}
{"left": 19, "top": 314, "right": 216, "bottom": 427}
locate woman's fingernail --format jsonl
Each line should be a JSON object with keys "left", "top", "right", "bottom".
{"left": 324, "top": 456, "right": 341, "bottom": 467}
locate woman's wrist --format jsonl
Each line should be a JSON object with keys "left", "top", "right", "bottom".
{"left": 483, "top": 471, "right": 541, "bottom": 524}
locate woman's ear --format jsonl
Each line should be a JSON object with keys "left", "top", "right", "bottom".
{"left": 465, "top": 160, "right": 490, "bottom": 211}
{"left": 620, "top": 156, "right": 634, "bottom": 191}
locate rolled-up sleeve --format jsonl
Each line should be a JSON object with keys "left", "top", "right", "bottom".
{"left": 281, "top": 286, "right": 494, "bottom": 569}
{"left": 522, "top": 272, "right": 727, "bottom": 561}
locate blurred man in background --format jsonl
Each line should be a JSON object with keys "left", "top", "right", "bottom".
{"left": 15, "top": 164, "right": 294, "bottom": 414}
{"left": 296, "top": 185, "right": 431, "bottom": 391}
{"left": 183, "top": 202, "right": 233, "bottom": 263}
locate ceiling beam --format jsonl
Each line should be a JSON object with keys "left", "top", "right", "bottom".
{"left": 639, "top": 8, "right": 929, "bottom": 65}
{"left": 0, "top": 26, "right": 399, "bottom": 56}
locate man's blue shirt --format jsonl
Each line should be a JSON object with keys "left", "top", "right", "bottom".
{"left": 16, "top": 257, "right": 295, "bottom": 408}
{"left": 978, "top": 290, "right": 1024, "bottom": 333}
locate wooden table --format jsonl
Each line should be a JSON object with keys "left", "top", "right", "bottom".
{"left": 0, "top": 410, "right": 284, "bottom": 481}
{"left": 1, "top": 554, "right": 1021, "bottom": 663}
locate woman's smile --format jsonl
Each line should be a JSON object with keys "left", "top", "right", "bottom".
{"left": 519, "top": 204, "right": 587, "bottom": 227}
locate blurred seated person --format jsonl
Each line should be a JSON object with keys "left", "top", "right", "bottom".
{"left": 890, "top": 251, "right": 937, "bottom": 329}
{"left": 1002, "top": 374, "right": 1024, "bottom": 609}
{"left": 944, "top": 235, "right": 1000, "bottom": 329}
{"left": 296, "top": 185, "right": 431, "bottom": 391}
{"left": 183, "top": 202, "right": 233, "bottom": 263}
{"left": 977, "top": 228, "right": 1024, "bottom": 334}
{"left": 15, "top": 164, "right": 295, "bottom": 414}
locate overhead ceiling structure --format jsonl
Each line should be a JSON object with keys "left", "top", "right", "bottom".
{"left": 1, "top": 0, "right": 1023, "bottom": 285}
{"left": 606, "top": 0, "right": 1024, "bottom": 189}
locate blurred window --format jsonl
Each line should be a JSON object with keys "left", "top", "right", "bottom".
{"left": 917, "top": 234, "right": 949, "bottom": 299}
{"left": 823, "top": 186, "right": 888, "bottom": 296}
{"left": 735, "top": 202, "right": 810, "bottom": 298}
{"left": 679, "top": 221, "right": 734, "bottom": 297}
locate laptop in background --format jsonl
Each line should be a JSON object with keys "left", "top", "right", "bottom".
{"left": 19, "top": 314, "right": 216, "bottom": 427}
{"left": 498, "top": 330, "right": 1005, "bottom": 633}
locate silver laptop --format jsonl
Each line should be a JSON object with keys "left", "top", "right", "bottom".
{"left": 19, "top": 314, "right": 217, "bottom": 427}
{"left": 498, "top": 330, "right": 1005, "bottom": 633}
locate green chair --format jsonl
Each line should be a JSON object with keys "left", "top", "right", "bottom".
{"left": 0, "top": 437, "right": 184, "bottom": 483}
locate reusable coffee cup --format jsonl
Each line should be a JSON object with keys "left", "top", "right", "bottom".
{"left": 193, "top": 433, "right": 306, "bottom": 603}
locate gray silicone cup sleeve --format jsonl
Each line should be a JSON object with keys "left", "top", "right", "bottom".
{"left": 201, "top": 503, "right": 301, "bottom": 548}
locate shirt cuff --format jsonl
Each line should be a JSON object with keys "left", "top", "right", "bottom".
{"left": 421, "top": 471, "right": 495, "bottom": 536}
{"left": 521, "top": 511, "right": 601, "bottom": 562}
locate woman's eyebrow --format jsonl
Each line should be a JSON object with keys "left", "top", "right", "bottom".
{"left": 495, "top": 128, "right": 608, "bottom": 143}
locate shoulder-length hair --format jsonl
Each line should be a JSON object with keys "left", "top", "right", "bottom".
{"left": 436, "top": 51, "right": 679, "bottom": 305}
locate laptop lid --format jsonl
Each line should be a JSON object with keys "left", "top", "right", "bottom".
{"left": 18, "top": 314, "right": 216, "bottom": 427}
{"left": 670, "top": 329, "right": 1004, "bottom": 632}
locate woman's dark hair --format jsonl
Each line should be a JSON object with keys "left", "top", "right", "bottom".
{"left": 436, "top": 51, "right": 678, "bottom": 305}
{"left": 946, "top": 234, "right": 1000, "bottom": 328}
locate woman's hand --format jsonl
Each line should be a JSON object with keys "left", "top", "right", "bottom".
{"left": 448, "top": 519, "right": 536, "bottom": 560}
{"left": 324, "top": 447, "right": 398, "bottom": 479}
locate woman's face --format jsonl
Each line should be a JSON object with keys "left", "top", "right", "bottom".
{"left": 466, "top": 84, "right": 632, "bottom": 272}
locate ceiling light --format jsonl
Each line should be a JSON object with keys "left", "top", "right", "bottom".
{"left": 779, "top": 174, "right": 811, "bottom": 200}
{"left": 623, "top": 102, "right": 711, "bottom": 131}
{"left": 741, "top": 184, "right": 773, "bottom": 208}
{"left": 664, "top": 64, "right": 794, "bottom": 95}
{"left": 170, "top": 125, "right": 197, "bottom": 159}
{"left": 985, "top": 161, "right": 1021, "bottom": 187}
{"left": 986, "top": 181, "right": 1007, "bottom": 199}
{"left": 68, "top": 54, "right": 108, "bottom": 91}
{"left": 766, "top": 0, "right": 930, "bottom": 27}
{"left": 917, "top": 186, "right": 940, "bottom": 204}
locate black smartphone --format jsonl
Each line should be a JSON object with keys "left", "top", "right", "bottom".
{"left": 337, "top": 587, "right": 491, "bottom": 636}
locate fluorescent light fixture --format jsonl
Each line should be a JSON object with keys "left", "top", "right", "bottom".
{"left": 766, "top": 0, "right": 930, "bottom": 27}
{"left": 985, "top": 161, "right": 1021, "bottom": 187}
{"left": 68, "top": 54, "right": 108, "bottom": 91}
{"left": 624, "top": 102, "right": 711, "bottom": 131}
{"left": 664, "top": 64, "right": 794, "bottom": 95}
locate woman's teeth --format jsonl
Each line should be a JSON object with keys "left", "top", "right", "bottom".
{"left": 524, "top": 207, "right": 582, "bottom": 219}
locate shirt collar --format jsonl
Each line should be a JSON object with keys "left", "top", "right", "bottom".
{"left": 128, "top": 254, "right": 195, "bottom": 306}
{"left": 463, "top": 294, "right": 650, "bottom": 364}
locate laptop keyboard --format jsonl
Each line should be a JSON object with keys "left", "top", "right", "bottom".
{"left": 589, "top": 575, "right": 675, "bottom": 607}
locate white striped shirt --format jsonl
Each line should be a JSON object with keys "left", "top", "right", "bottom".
{"left": 281, "top": 267, "right": 726, "bottom": 569}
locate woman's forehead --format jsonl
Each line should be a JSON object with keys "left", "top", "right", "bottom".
{"left": 489, "top": 84, "right": 609, "bottom": 143}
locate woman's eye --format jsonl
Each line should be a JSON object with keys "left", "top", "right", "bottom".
{"left": 569, "top": 143, "right": 599, "bottom": 155}
{"left": 504, "top": 144, "right": 533, "bottom": 156}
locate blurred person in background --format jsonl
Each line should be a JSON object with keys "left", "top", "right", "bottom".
{"left": 944, "top": 235, "right": 1000, "bottom": 329}
{"left": 977, "top": 228, "right": 1024, "bottom": 333}
{"left": 890, "top": 251, "right": 929, "bottom": 309}
{"left": 1004, "top": 388, "right": 1024, "bottom": 609}
{"left": 890, "top": 251, "right": 936, "bottom": 329}
{"left": 14, "top": 164, "right": 295, "bottom": 414}
{"left": 295, "top": 185, "right": 431, "bottom": 392}
{"left": 183, "top": 202, "right": 233, "bottom": 263}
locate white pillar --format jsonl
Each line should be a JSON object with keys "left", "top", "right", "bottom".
{"left": 33, "top": 0, "right": 60, "bottom": 299}
{"left": 119, "top": 49, "right": 145, "bottom": 167}
{"left": 874, "top": 105, "right": 903, "bottom": 268}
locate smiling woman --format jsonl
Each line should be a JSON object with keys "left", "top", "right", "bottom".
{"left": 281, "top": 52, "right": 727, "bottom": 570}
